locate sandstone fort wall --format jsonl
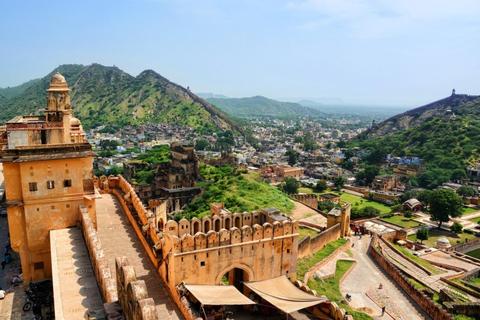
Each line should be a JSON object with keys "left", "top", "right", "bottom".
{"left": 298, "top": 223, "right": 341, "bottom": 259}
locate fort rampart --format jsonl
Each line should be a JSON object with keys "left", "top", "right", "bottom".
{"left": 291, "top": 194, "right": 318, "bottom": 210}
{"left": 298, "top": 223, "right": 341, "bottom": 259}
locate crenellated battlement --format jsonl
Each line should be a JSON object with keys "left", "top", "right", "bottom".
{"left": 165, "top": 219, "right": 299, "bottom": 254}
{"left": 291, "top": 194, "right": 318, "bottom": 209}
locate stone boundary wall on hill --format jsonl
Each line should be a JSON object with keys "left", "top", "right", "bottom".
{"left": 115, "top": 257, "right": 158, "bottom": 320}
{"left": 302, "top": 239, "right": 351, "bottom": 283}
{"left": 369, "top": 235, "right": 454, "bottom": 320}
{"left": 298, "top": 223, "right": 341, "bottom": 259}
{"left": 79, "top": 205, "right": 117, "bottom": 303}
{"left": 291, "top": 194, "right": 318, "bottom": 210}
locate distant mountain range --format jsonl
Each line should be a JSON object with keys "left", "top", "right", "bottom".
{"left": 204, "top": 95, "right": 326, "bottom": 118}
{"left": 0, "top": 64, "right": 243, "bottom": 134}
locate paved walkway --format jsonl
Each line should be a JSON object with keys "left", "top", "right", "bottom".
{"left": 340, "top": 235, "right": 429, "bottom": 320}
{"left": 50, "top": 228, "right": 105, "bottom": 319}
{"left": 422, "top": 251, "right": 479, "bottom": 271}
{"left": 315, "top": 251, "right": 353, "bottom": 279}
{"left": 96, "top": 193, "right": 183, "bottom": 320}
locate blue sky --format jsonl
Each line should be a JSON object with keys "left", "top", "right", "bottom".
{"left": 1, "top": 0, "right": 479, "bottom": 106}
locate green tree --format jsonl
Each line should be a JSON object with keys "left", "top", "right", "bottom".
{"left": 99, "top": 139, "right": 120, "bottom": 150}
{"left": 450, "top": 221, "right": 463, "bottom": 234}
{"left": 286, "top": 149, "right": 300, "bottom": 166}
{"left": 456, "top": 186, "right": 478, "bottom": 198}
{"left": 294, "top": 136, "right": 303, "bottom": 143}
{"left": 416, "top": 227, "right": 429, "bottom": 244}
{"left": 314, "top": 180, "right": 328, "bottom": 193}
{"left": 451, "top": 169, "right": 468, "bottom": 181}
{"left": 404, "top": 210, "right": 413, "bottom": 218}
{"left": 282, "top": 177, "right": 299, "bottom": 194}
{"left": 400, "top": 190, "right": 420, "bottom": 203}
{"left": 195, "top": 139, "right": 210, "bottom": 151}
{"left": 303, "top": 132, "right": 316, "bottom": 151}
{"left": 334, "top": 176, "right": 345, "bottom": 190}
{"left": 429, "top": 189, "right": 463, "bottom": 229}
{"left": 418, "top": 190, "right": 433, "bottom": 208}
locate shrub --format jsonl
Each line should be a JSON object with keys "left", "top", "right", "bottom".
{"left": 450, "top": 221, "right": 463, "bottom": 234}
{"left": 464, "top": 229, "right": 474, "bottom": 235}
{"left": 404, "top": 210, "right": 413, "bottom": 218}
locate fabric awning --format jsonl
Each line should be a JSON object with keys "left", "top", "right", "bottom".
{"left": 244, "top": 276, "right": 328, "bottom": 314}
{"left": 185, "top": 284, "right": 255, "bottom": 306}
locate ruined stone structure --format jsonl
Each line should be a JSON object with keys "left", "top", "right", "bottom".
{"left": 291, "top": 194, "right": 318, "bottom": 209}
{"left": 198, "top": 151, "right": 238, "bottom": 168}
{"left": 123, "top": 143, "right": 201, "bottom": 212}
{"left": 371, "top": 174, "right": 404, "bottom": 192}
{"left": 0, "top": 73, "right": 97, "bottom": 281}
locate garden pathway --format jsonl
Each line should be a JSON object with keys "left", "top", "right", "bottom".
{"left": 340, "top": 235, "right": 428, "bottom": 319}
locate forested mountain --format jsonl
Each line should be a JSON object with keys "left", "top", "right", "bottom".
{"left": 362, "top": 93, "right": 480, "bottom": 139}
{"left": 0, "top": 64, "right": 243, "bottom": 134}
{"left": 354, "top": 97, "right": 480, "bottom": 189}
{"left": 206, "top": 95, "right": 326, "bottom": 118}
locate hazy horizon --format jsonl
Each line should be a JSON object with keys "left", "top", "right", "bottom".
{"left": 1, "top": 1, "right": 479, "bottom": 107}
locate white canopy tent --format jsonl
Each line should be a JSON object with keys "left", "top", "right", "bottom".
{"left": 184, "top": 284, "right": 255, "bottom": 306}
{"left": 244, "top": 276, "right": 328, "bottom": 314}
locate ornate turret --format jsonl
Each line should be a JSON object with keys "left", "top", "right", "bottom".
{"left": 46, "top": 72, "right": 71, "bottom": 123}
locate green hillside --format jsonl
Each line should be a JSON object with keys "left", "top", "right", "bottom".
{"left": 206, "top": 95, "right": 325, "bottom": 118}
{"left": 362, "top": 93, "right": 480, "bottom": 139}
{"left": 0, "top": 64, "right": 243, "bottom": 134}
{"left": 353, "top": 98, "right": 480, "bottom": 188}
{"left": 182, "top": 164, "right": 294, "bottom": 219}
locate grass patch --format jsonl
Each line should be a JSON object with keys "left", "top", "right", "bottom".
{"left": 299, "top": 187, "right": 391, "bottom": 215}
{"left": 453, "top": 315, "right": 477, "bottom": 320}
{"left": 183, "top": 164, "right": 294, "bottom": 218}
{"left": 297, "top": 238, "right": 347, "bottom": 281}
{"left": 468, "top": 216, "right": 480, "bottom": 223}
{"left": 394, "top": 244, "right": 445, "bottom": 275}
{"left": 408, "top": 228, "right": 477, "bottom": 248}
{"left": 308, "top": 260, "right": 372, "bottom": 320}
{"left": 466, "top": 248, "right": 480, "bottom": 259}
{"left": 380, "top": 214, "right": 424, "bottom": 229}
{"left": 467, "top": 278, "right": 480, "bottom": 285}
{"left": 326, "top": 190, "right": 392, "bottom": 215}
{"left": 463, "top": 207, "right": 478, "bottom": 215}
{"left": 298, "top": 226, "right": 320, "bottom": 240}
{"left": 298, "top": 187, "right": 314, "bottom": 194}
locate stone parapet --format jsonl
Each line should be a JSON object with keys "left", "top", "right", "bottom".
{"left": 79, "top": 205, "right": 117, "bottom": 303}
{"left": 115, "top": 257, "right": 158, "bottom": 320}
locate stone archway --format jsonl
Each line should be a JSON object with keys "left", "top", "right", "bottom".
{"left": 215, "top": 263, "right": 254, "bottom": 295}
{"left": 158, "top": 218, "right": 164, "bottom": 232}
